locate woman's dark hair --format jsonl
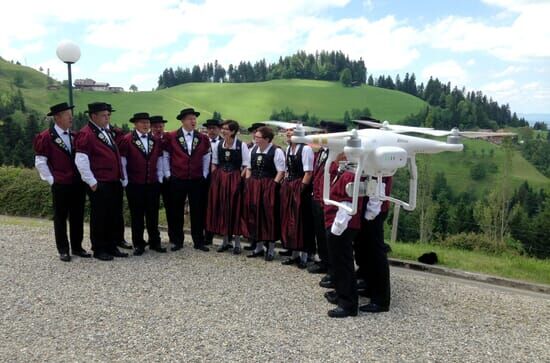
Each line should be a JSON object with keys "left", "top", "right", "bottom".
{"left": 222, "top": 120, "right": 239, "bottom": 137}
{"left": 255, "top": 126, "right": 274, "bottom": 142}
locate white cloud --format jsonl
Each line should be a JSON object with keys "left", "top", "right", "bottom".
{"left": 424, "top": 1, "right": 550, "bottom": 61}
{"left": 98, "top": 51, "right": 151, "bottom": 74}
{"left": 31, "top": 58, "right": 82, "bottom": 82}
{"left": 466, "top": 59, "right": 476, "bottom": 66}
{"left": 481, "top": 79, "right": 550, "bottom": 112}
{"left": 421, "top": 60, "right": 469, "bottom": 87}
{"left": 169, "top": 37, "right": 211, "bottom": 66}
{"left": 493, "top": 65, "right": 527, "bottom": 77}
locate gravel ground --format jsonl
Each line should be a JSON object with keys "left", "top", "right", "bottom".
{"left": 0, "top": 217, "right": 549, "bottom": 362}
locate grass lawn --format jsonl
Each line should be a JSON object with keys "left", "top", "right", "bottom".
{"left": 389, "top": 241, "right": 550, "bottom": 286}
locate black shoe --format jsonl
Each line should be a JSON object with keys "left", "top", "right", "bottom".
{"left": 217, "top": 244, "right": 232, "bottom": 253}
{"left": 93, "top": 252, "right": 113, "bottom": 261}
{"left": 72, "top": 249, "right": 91, "bottom": 258}
{"left": 307, "top": 263, "right": 328, "bottom": 274}
{"left": 324, "top": 290, "right": 338, "bottom": 305}
{"left": 265, "top": 253, "right": 274, "bottom": 261}
{"left": 359, "top": 303, "right": 389, "bottom": 313}
{"left": 297, "top": 260, "right": 308, "bottom": 269}
{"left": 194, "top": 245, "right": 210, "bottom": 252}
{"left": 233, "top": 247, "right": 242, "bottom": 255}
{"left": 133, "top": 247, "right": 145, "bottom": 256}
{"left": 279, "top": 249, "right": 292, "bottom": 257}
{"left": 117, "top": 240, "right": 133, "bottom": 250}
{"left": 204, "top": 239, "right": 213, "bottom": 246}
{"left": 319, "top": 278, "right": 335, "bottom": 289}
{"left": 247, "top": 250, "right": 264, "bottom": 258}
{"left": 244, "top": 244, "right": 255, "bottom": 251}
{"left": 150, "top": 245, "right": 167, "bottom": 253}
{"left": 328, "top": 306, "right": 357, "bottom": 318}
{"left": 171, "top": 244, "right": 183, "bottom": 251}
{"left": 111, "top": 248, "right": 129, "bottom": 258}
{"left": 281, "top": 257, "right": 299, "bottom": 265}
{"left": 59, "top": 253, "right": 71, "bottom": 262}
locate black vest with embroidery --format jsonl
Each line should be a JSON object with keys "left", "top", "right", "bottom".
{"left": 286, "top": 144, "right": 305, "bottom": 181}
{"left": 218, "top": 139, "right": 243, "bottom": 172}
{"left": 251, "top": 145, "right": 277, "bottom": 178}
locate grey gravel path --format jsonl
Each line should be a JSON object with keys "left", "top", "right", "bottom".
{"left": 0, "top": 217, "right": 548, "bottom": 362}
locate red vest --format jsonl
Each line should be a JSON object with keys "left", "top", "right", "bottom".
{"left": 119, "top": 131, "right": 162, "bottom": 184}
{"left": 312, "top": 148, "right": 329, "bottom": 202}
{"left": 164, "top": 129, "right": 210, "bottom": 180}
{"left": 33, "top": 127, "right": 80, "bottom": 184}
{"left": 74, "top": 123, "right": 122, "bottom": 182}
{"left": 324, "top": 170, "right": 364, "bottom": 230}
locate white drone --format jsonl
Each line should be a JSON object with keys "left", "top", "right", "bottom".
{"left": 281, "top": 119, "right": 516, "bottom": 215}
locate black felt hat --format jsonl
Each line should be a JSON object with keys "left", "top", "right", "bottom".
{"left": 129, "top": 112, "right": 151, "bottom": 123}
{"left": 47, "top": 102, "right": 74, "bottom": 116}
{"left": 85, "top": 102, "right": 111, "bottom": 114}
{"left": 247, "top": 122, "right": 266, "bottom": 132}
{"left": 176, "top": 108, "right": 200, "bottom": 120}
{"left": 203, "top": 119, "right": 222, "bottom": 127}
{"left": 150, "top": 115, "right": 167, "bottom": 124}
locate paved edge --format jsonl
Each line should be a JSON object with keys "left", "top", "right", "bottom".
{"left": 388, "top": 258, "right": 550, "bottom": 295}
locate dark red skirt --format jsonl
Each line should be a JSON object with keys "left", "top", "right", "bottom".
{"left": 206, "top": 168, "right": 244, "bottom": 236}
{"left": 243, "top": 177, "right": 280, "bottom": 241}
{"left": 280, "top": 178, "right": 314, "bottom": 250}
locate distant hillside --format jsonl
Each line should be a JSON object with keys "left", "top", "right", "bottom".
{"left": 0, "top": 58, "right": 426, "bottom": 127}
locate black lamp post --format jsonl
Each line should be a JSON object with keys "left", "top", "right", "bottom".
{"left": 56, "top": 41, "right": 81, "bottom": 107}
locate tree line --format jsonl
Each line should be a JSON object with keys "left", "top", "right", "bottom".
{"left": 157, "top": 50, "right": 366, "bottom": 89}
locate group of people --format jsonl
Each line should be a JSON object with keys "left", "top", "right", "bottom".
{"left": 34, "top": 101, "right": 392, "bottom": 317}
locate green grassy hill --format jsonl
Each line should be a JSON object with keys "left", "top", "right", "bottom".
{"left": 1, "top": 58, "right": 426, "bottom": 127}
{"left": 1, "top": 58, "right": 548, "bottom": 193}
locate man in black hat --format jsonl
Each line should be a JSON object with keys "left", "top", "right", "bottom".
{"left": 104, "top": 104, "right": 132, "bottom": 250}
{"left": 163, "top": 108, "right": 211, "bottom": 252}
{"left": 34, "top": 102, "right": 89, "bottom": 262}
{"left": 202, "top": 118, "right": 223, "bottom": 245}
{"left": 119, "top": 113, "right": 166, "bottom": 255}
{"left": 309, "top": 121, "right": 348, "bottom": 276}
{"left": 74, "top": 102, "right": 128, "bottom": 260}
{"left": 150, "top": 115, "right": 172, "bottom": 241}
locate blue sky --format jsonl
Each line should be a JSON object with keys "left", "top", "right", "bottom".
{"left": 1, "top": 0, "right": 549, "bottom": 115}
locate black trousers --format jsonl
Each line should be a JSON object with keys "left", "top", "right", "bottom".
{"left": 168, "top": 177, "right": 206, "bottom": 247}
{"left": 161, "top": 180, "right": 173, "bottom": 242}
{"left": 88, "top": 181, "right": 123, "bottom": 254}
{"left": 312, "top": 200, "right": 329, "bottom": 267}
{"left": 114, "top": 180, "right": 126, "bottom": 243}
{"left": 327, "top": 228, "right": 359, "bottom": 311}
{"left": 354, "top": 212, "right": 390, "bottom": 308}
{"left": 51, "top": 182, "right": 86, "bottom": 254}
{"left": 126, "top": 183, "right": 161, "bottom": 249}
{"left": 204, "top": 174, "right": 214, "bottom": 243}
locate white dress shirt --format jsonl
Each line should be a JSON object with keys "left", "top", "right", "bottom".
{"left": 211, "top": 138, "right": 250, "bottom": 167}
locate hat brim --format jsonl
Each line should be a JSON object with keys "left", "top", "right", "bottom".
{"left": 151, "top": 120, "right": 168, "bottom": 124}
{"left": 129, "top": 117, "right": 151, "bottom": 123}
{"left": 177, "top": 111, "right": 200, "bottom": 120}
{"left": 47, "top": 105, "right": 74, "bottom": 116}
{"left": 203, "top": 123, "right": 221, "bottom": 127}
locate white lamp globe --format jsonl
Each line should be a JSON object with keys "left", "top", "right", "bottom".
{"left": 56, "top": 41, "right": 81, "bottom": 64}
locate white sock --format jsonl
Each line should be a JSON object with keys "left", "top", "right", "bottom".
{"left": 234, "top": 235, "right": 241, "bottom": 249}
{"left": 267, "top": 242, "right": 275, "bottom": 256}
{"left": 222, "top": 236, "right": 229, "bottom": 247}
{"left": 254, "top": 242, "right": 264, "bottom": 253}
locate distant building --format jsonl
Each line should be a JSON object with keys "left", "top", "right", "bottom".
{"left": 74, "top": 78, "right": 123, "bottom": 92}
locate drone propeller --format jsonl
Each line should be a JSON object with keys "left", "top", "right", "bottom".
{"left": 262, "top": 120, "right": 322, "bottom": 132}
{"left": 353, "top": 120, "right": 516, "bottom": 139}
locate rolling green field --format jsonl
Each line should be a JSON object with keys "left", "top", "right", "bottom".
{"left": 2, "top": 58, "right": 548, "bottom": 193}
{"left": 1, "top": 58, "right": 426, "bottom": 127}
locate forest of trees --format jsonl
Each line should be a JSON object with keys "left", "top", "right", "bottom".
{"left": 157, "top": 50, "right": 366, "bottom": 89}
